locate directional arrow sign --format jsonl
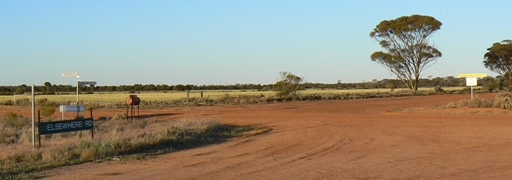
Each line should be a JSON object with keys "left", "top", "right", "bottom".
{"left": 78, "top": 81, "right": 97, "bottom": 86}
{"left": 62, "top": 72, "right": 78, "bottom": 77}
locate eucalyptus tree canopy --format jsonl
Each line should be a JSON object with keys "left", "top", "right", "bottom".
{"left": 370, "top": 14, "right": 442, "bottom": 92}
{"left": 483, "top": 40, "right": 512, "bottom": 81}
{"left": 274, "top": 72, "right": 303, "bottom": 99}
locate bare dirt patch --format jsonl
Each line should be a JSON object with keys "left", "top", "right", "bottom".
{"left": 4, "top": 93, "right": 512, "bottom": 179}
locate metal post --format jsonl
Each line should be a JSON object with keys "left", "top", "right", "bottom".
{"left": 38, "top": 110, "right": 41, "bottom": 148}
{"left": 90, "top": 107, "right": 94, "bottom": 139}
{"left": 76, "top": 71, "right": 80, "bottom": 117}
{"left": 31, "top": 85, "right": 35, "bottom": 147}
{"left": 471, "top": 86, "right": 474, "bottom": 99}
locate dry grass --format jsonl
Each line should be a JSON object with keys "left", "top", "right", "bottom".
{"left": 0, "top": 113, "right": 270, "bottom": 179}
{"left": 443, "top": 93, "right": 512, "bottom": 110}
{"left": 387, "top": 92, "right": 512, "bottom": 115}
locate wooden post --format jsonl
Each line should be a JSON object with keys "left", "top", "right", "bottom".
{"left": 31, "top": 85, "right": 35, "bottom": 148}
{"left": 90, "top": 107, "right": 94, "bottom": 139}
{"left": 131, "top": 105, "right": 134, "bottom": 120}
{"left": 38, "top": 110, "right": 41, "bottom": 148}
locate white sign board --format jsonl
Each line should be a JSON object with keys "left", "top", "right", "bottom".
{"left": 78, "top": 81, "right": 97, "bottom": 86}
{"left": 466, "top": 77, "right": 477, "bottom": 86}
{"left": 59, "top": 105, "right": 84, "bottom": 112}
{"left": 61, "top": 72, "right": 78, "bottom": 77}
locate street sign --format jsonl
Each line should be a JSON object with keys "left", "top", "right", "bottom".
{"left": 61, "top": 72, "right": 78, "bottom": 77}
{"left": 38, "top": 118, "right": 94, "bottom": 135}
{"left": 59, "top": 105, "right": 84, "bottom": 112}
{"left": 78, "top": 81, "right": 97, "bottom": 86}
{"left": 466, "top": 77, "right": 477, "bottom": 86}
{"left": 458, "top": 73, "right": 487, "bottom": 78}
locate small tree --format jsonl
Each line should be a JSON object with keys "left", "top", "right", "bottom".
{"left": 274, "top": 72, "right": 304, "bottom": 99}
{"left": 39, "top": 104, "right": 56, "bottom": 120}
{"left": 15, "top": 88, "right": 24, "bottom": 95}
{"left": 370, "top": 14, "right": 442, "bottom": 92}
{"left": 43, "top": 81, "right": 55, "bottom": 95}
{"left": 173, "top": 84, "right": 187, "bottom": 91}
{"left": 483, "top": 40, "right": 512, "bottom": 82}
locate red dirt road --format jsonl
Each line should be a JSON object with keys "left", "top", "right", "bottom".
{"left": 40, "top": 93, "right": 512, "bottom": 179}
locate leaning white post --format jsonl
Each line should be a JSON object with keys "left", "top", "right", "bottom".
{"left": 62, "top": 70, "right": 80, "bottom": 117}
{"left": 31, "top": 84, "right": 36, "bottom": 147}
{"left": 76, "top": 72, "right": 80, "bottom": 117}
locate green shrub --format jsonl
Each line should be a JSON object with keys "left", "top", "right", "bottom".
{"left": 466, "top": 98, "right": 492, "bottom": 108}
{"left": 3, "top": 112, "right": 29, "bottom": 129}
{"left": 493, "top": 92, "right": 512, "bottom": 110}
{"left": 446, "top": 93, "right": 512, "bottom": 110}
{"left": 15, "top": 98, "right": 31, "bottom": 106}
{"left": 445, "top": 102, "right": 458, "bottom": 108}
{"left": 39, "top": 104, "right": 57, "bottom": 120}
{"left": 111, "top": 113, "right": 127, "bottom": 120}
{"left": 434, "top": 86, "right": 444, "bottom": 93}
{"left": 2, "top": 99, "right": 14, "bottom": 105}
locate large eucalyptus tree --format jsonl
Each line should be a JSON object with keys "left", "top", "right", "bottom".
{"left": 483, "top": 40, "right": 512, "bottom": 81}
{"left": 370, "top": 14, "right": 442, "bottom": 92}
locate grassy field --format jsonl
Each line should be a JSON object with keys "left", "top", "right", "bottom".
{"left": 0, "top": 87, "right": 469, "bottom": 105}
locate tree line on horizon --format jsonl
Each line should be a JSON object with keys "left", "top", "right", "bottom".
{"left": 0, "top": 75, "right": 508, "bottom": 96}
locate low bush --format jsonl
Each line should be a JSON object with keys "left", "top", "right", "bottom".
{"left": 446, "top": 93, "right": 512, "bottom": 110}
{"left": 467, "top": 98, "right": 492, "bottom": 108}
{"left": 492, "top": 92, "right": 512, "bottom": 110}
{"left": 3, "top": 112, "right": 29, "bottom": 129}
{"left": 445, "top": 102, "right": 458, "bottom": 108}
{"left": 1, "top": 113, "right": 31, "bottom": 145}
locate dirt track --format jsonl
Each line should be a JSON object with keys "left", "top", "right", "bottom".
{"left": 39, "top": 93, "right": 512, "bottom": 179}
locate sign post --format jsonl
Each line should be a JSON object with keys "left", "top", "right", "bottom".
{"left": 38, "top": 118, "right": 94, "bottom": 135}
{"left": 31, "top": 85, "right": 35, "bottom": 147}
{"left": 458, "top": 73, "right": 487, "bottom": 99}
{"left": 60, "top": 105, "right": 85, "bottom": 120}
{"left": 62, "top": 71, "right": 80, "bottom": 117}
{"left": 61, "top": 71, "right": 96, "bottom": 118}
{"left": 38, "top": 107, "right": 94, "bottom": 147}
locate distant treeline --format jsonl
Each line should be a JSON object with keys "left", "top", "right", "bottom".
{"left": 0, "top": 76, "right": 506, "bottom": 95}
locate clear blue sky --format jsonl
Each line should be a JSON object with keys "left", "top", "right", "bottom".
{"left": 0, "top": 1, "right": 509, "bottom": 86}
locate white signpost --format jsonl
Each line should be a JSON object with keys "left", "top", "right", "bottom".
{"left": 458, "top": 73, "right": 487, "bottom": 99}
{"left": 61, "top": 72, "right": 78, "bottom": 77}
{"left": 59, "top": 105, "right": 85, "bottom": 120}
{"left": 61, "top": 71, "right": 96, "bottom": 117}
{"left": 62, "top": 71, "right": 80, "bottom": 116}
{"left": 32, "top": 85, "right": 35, "bottom": 147}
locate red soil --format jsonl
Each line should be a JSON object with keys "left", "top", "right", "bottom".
{"left": 5, "top": 93, "right": 512, "bottom": 179}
